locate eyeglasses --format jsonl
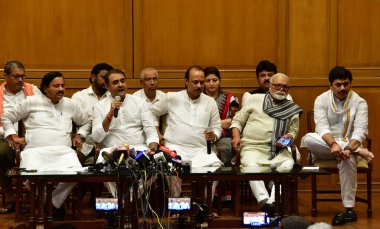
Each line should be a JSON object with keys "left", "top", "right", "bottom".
{"left": 271, "top": 83, "right": 290, "bottom": 90}
{"left": 9, "top": 74, "right": 26, "bottom": 80}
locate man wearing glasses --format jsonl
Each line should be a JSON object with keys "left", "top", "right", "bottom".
{"left": 231, "top": 73, "right": 302, "bottom": 216}
{"left": 0, "top": 60, "right": 41, "bottom": 214}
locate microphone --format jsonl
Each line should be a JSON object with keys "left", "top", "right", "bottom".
{"left": 114, "top": 96, "right": 121, "bottom": 118}
{"left": 158, "top": 145, "right": 177, "bottom": 158}
{"left": 102, "top": 151, "right": 114, "bottom": 165}
{"left": 270, "top": 163, "right": 278, "bottom": 173}
{"left": 117, "top": 152, "right": 125, "bottom": 166}
{"left": 206, "top": 127, "right": 212, "bottom": 154}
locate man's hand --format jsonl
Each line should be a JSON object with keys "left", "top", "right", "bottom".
{"left": 158, "top": 132, "right": 165, "bottom": 145}
{"left": 8, "top": 134, "right": 26, "bottom": 151}
{"left": 330, "top": 143, "right": 349, "bottom": 160}
{"left": 72, "top": 135, "right": 83, "bottom": 150}
{"left": 110, "top": 99, "right": 122, "bottom": 113}
{"left": 357, "top": 148, "right": 374, "bottom": 162}
{"left": 203, "top": 129, "right": 216, "bottom": 142}
{"left": 231, "top": 136, "right": 242, "bottom": 153}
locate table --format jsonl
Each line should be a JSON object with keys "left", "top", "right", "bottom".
{"left": 8, "top": 168, "right": 135, "bottom": 229}
{"left": 180, "top": 166, "right": 329, "bottom": 228}
{"left": 8, "top": 166, "right": 328, "bottom": 229}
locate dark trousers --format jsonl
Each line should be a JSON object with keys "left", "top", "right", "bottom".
{"left": 0, "top": 139, "right": 16, "bottom": 197}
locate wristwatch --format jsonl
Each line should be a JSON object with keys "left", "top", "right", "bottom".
{"left": 343, "top": 145, "right": 352, "bottom": 152}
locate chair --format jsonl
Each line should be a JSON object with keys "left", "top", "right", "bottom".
{"left": 306, "top": 110, "right": 372, "bottom": 218}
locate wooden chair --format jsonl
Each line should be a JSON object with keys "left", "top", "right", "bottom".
{"left": 306, "top": 110, "right": 372, "bottom": 218}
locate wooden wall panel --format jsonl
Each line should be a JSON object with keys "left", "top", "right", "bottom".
{"left": 287, "top": 0, "right": 331, "bottom": 77}
{"left": 338, "top": 0, "right": 380, "bottom": 69}
{"left": 0, "top": 0, "right": 380, "bottom": 189}
{"left": 0, "top": 0, "right": 133, "bottom": 75}
{"left": 134, "top": 0, "right": 281, "bottom": 77}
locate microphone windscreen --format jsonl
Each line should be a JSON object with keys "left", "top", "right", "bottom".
{"left": 114, "top": 96, "right": 121, "bottom": 118}
{"left": 102, "top": 151, "right": 113, "bottom": 164}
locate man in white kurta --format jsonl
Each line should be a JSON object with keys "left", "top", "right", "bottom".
{"left": 133, "top": 67, "right": 166, "bottom": 105}
{"left": 301, "top": 66, "right": 373, "bottom": 225}
{"left": 231, "top": 73, "right": 301, "bottom": 213}
{"left": 2, "top": 72, "right": 89, "bottom": 217}
{"left": 0, "top": 60, "right": 42, "bottom": 214}
{"left": 92, "top": 69, "right": 159, "bottom": 197}
{"left": 71, "top": 63, "right": 113, "bottom": 162}
{"left": 150, "top": 66, "right": 222, "bottom": 198}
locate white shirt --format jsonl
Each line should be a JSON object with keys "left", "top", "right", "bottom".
{"left": 72, "top": 86, "right": 111, "bottom": 155}
{"left": 0, "top": 85, "right": 41, "bottom": 138}
{"left": 133, "top": 89, "right": 166, "bottom": 105}
{"left": 2, "top": 95, "right": 89, "bottom": 148}
{"left": 92, "top": 94, "right": 159, "bottom": 148}
{"left": 150, "top": 90, "right": 222, "bottom": 167}
{"left": 314, "top": 90, "right": 368, "bottom": 143}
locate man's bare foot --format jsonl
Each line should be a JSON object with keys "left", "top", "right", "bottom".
{"left": 357, "top": 148, "right": 374, "bottom": 162}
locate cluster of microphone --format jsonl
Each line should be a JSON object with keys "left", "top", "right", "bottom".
{"left": 91, "top": 144, "right": 188, "bottom": 177}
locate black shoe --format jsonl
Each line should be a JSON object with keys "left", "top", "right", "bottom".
{"left": 344, "top": 210, "right": 357, "bottom": 222}
{"left": 332, "top": 210, "right": 357, "bottom": 226}
{"left": 260, "top": 203, "right": 275, "bottom": 217}
{"left": 52, "top": 206, "right": 66, "bottom": 221}
{"left": 0, "top": 201, "right": 15, "bottom": 214}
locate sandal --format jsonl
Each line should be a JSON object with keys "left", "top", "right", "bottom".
{"left": 0, "top": 201, "right": 15, "bottom": 214}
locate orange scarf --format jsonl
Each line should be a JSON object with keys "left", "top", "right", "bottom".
{"left": 0, "top": 82, "right": 35, "bottom": 126}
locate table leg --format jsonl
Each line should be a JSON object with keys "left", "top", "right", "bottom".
{"left": 274, "top": 181, "right": 281, "bottom": 216}
{"left": 117, "top": 181, "right": 125, "bottom": 229}
{"left": 36, "top": 181, "right": 45, "bottom": 226}
{"left": 28, "top": 180, "right": 36, "bottom": 228}
{"left": 46, "top": 181, "right": 54, "bottom": 225}
{"left": 233, "top": 181, "right": 240, "bottom": 216}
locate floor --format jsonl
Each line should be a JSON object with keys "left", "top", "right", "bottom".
{"left": 0, "top": 191, "right": 378, "bottom": 229}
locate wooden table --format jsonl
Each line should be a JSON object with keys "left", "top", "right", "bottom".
{"left": 8, "top": 168, "right": 135, "bottom": 229}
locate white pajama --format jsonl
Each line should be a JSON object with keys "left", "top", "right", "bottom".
{"left": 302, "top": 133, "right": 357, "bottom": 208}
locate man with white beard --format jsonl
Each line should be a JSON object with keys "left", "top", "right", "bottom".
{"left": 230, "top": 73, "right": 302, "bottom": 215}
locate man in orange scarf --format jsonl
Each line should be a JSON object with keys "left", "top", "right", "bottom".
{"left": 0, "top": 60, "right": 40, "bottom": 214}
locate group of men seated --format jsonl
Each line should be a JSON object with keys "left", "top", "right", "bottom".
{"left": 0, "top": 60, "right": 374, "bottom": 226}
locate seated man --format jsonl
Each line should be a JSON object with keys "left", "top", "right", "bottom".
{"left": 231, "top": 73, "right": 302, "bottom": 214}
{"left": 71, "top": 63, "right": 113, "bottom": 164}
{"left": 2, "top": 71, "right": 89, "bottom": 219}
{"left": 150, "top": 65, "right": 222, "bottom": 197}
{"left": 0, "top": 60, "right": 41, "bottom": 214}
{"left": 301, "top": 66, "right": 374, "bottom": 226}
{"left": 92, "top": 69, "right": 159, "bottom": 196}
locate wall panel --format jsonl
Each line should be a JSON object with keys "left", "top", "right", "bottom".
{"left": 0, "top": 0, "right": 380, "bottom": 190}
{"left": 134, "top": 0, "right": 281, "bottom": 77}
{"left": 0, "top": 0, "right": 133, "bottom": 76}
{"left": 338, "top": 0, "right": 380, "bottom": 69}
{"left": 287, "top": 0, "right": 331, "bottom": 77}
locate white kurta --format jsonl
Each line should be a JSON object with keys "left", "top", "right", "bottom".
{"left": 301, "top": 90, "right": 368, "bottom": 208}
{"left": 231, "top": 94, "right": 299, "bottom": 165}
{"left": 2, "top": 95, "right": 89, "bottom": 170}
{"left": 0, "top": 85, "right": 41, "bottom": 138}
{"left": 231, "top": 93, "right": 299, "bottom": 205}
{"left": 72, "top": 86, "right": 111, "bottom": 156}
{"left": 92, "top": 94, "right": 159, "bottom": 148}
{"left": 133, "top": 89, "right": 166, "bottom": 105}
{"left": 150, "top": 90, "right": 222, "bottom": 167}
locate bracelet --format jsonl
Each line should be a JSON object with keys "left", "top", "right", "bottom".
{"left": 328, "top": 139, "right": 337, "bottom": 147}
{"left": 106, "top": 112, "right": 113, "bottom": 121}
